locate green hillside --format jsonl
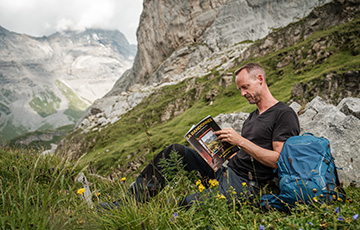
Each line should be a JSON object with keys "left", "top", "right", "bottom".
{"left": 56, "top": 80, "right": 89, "bottom": 122}
{"left": 58, "top": 10, "right": 360, "bottom": 178}
{"left": 29, "top": 88, "right": 61, "bottom": 118}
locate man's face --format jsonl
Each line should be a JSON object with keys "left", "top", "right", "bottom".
{"left": 235, "top": 69, "right": 261, "bottom": 104}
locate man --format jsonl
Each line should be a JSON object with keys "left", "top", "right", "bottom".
{"left": 213, "top": 62, "right": 300, "bottom": 197}
{"left": 100, "top": 63, "right": 300, "bottom": 209}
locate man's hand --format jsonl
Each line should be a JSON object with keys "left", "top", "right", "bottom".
{"left": 214, "top": 128, "right": 243, "bottom": 146}
{"left": 214, "top": 128, "right": 284, "bottom": 169}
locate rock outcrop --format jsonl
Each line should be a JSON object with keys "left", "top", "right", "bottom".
{"left": 215, "top": 97, "right": 360, "bottom": 185}
{"left": 291, "top": 71, "right": 360, "bottom": 106}
{"left": 118, "top": 0, "right": 331, "bottom": 92}
{"left": 297, "top": 97, "right": 360, "bottom": 185}
{"left": 79, "top": 0, "right": 332, "bottom": 130}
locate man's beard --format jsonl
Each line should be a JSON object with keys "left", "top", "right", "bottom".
{"left": 245, "top": 93, "right": 260, "bottom": 104}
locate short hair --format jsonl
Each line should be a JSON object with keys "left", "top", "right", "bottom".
{"left": 234, "top": 63, "right": 266, "bottom": 80}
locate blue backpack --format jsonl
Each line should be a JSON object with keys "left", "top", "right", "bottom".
{"left": 261, "top": 133, "right": 345, "bottom": 211}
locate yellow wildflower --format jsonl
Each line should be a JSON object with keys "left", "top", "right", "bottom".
{"left": 77, "top": 188, "right": 85, "bottom": 195}
{"left": 333, "top": 195, "right": 337, "bottom": 200}
{"left": 198, "top": 184, "right": 205, "bottom": 192}
{"left": 320, "top": 194, "right": 324, "bottom": 198}
{"left": 337, "top": 197, "right": 342, "bottom": 202}
{"left": 295, "top": 201, "right": 298, "bottom": 205}
{"left": 220, "top": 194, "right": 226, "bottom": 199}
{"left": 196, "top": 180, "right": 202, "bottom": 186}
{"left": 208, "top": 179, "right": 219, "bottom": 188}
{"left": 121, "top": 177, "right": 126, "bottom": 182}
{"left": 312, "top": 188, "right": 317, "bottom": 193}
{"left": 97, "top": 192, "right": 101, "bottom": 196}
{"left": 242, "top": 182, "right": 247, "bottom": 187}
{"left": 232, "top": 191, "right": 237, "bottom": 195}
{"left": 313, "top": 197, "right": 318, "bottom": 203}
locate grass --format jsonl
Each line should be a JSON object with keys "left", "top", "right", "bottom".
{"left": 0, "top": 147, "right": 84, "bottom": 229}
{"left": 0, "top": 147, "right": 359, "bottom": 229}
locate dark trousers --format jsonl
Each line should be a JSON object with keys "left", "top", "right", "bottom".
{"left": 129, "top": 144, "right": 261, "bottom": 206}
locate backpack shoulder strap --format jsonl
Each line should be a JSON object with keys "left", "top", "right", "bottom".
{"left": 333, "top": 166, "right": 346, "bottom": 198}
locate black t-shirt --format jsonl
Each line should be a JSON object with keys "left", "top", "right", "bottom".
{"left": 228, "top": 102, "right": 300, "bottom": 181}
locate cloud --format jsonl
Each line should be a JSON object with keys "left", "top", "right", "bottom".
{"left": 0, "top": 0, "right": 142, "bottom": 44}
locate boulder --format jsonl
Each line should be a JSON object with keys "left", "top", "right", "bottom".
{"left": 337, "top": 97, "right": 360, "bottom": 119}
{"left": 299, "top": 97, "right": 360, "bottom": 185}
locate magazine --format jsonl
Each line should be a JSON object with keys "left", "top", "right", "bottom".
{"left": 184, "top": 115, "right": 240, "bottom": 171}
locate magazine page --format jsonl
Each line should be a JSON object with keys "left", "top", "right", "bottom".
{"left": 184, "top": 115, "right": 239, "bottom": 171}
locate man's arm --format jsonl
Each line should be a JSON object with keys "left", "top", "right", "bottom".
{"left": 214, "top": 128, "right": 284, "bottom": 168}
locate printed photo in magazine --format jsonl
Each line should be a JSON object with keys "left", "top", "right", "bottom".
{"left": 184, "top": 115, "right": 239, "bottom": 171}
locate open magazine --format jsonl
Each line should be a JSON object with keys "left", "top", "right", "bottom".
{"left": 184, "top": 115, "right": 240, "bottom": 171}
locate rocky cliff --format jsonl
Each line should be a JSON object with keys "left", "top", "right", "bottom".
{"left": 79, "top": 0, "right": 331, "bottom": 128}
{"left": 0, "top": 27, "right": 136, "bottom": 141}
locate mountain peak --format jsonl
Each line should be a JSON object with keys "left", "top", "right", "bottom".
{"left": 0, "top": 26, "right": 136, "bottom": 142}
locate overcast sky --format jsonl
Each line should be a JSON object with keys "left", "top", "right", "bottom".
{"left": 0, "top": 0, "right": 143, "bottom": 44}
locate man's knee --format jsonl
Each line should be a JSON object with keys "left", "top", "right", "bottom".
{"left": 161, "top": 143, "right": 186, "bottom": 159}
{"left": 169, "top": 143, "right": 186, "bottom": 155}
